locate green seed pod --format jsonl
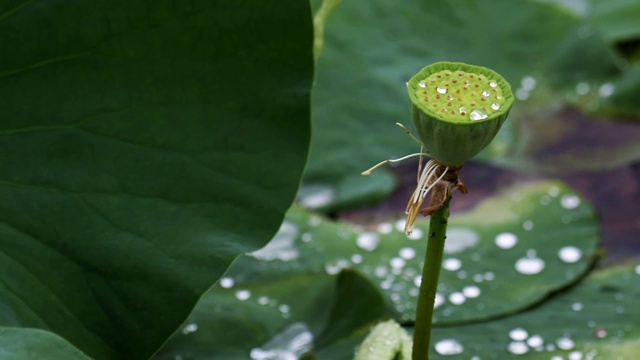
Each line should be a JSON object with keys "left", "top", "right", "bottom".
{"left": 408, "top": 62, "right": 514, "bottom": 166}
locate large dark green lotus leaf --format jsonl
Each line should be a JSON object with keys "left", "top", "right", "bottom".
{"left": 154, "top": 269, "right": 387, "bottom": 360}
{"left": 212, "top": 181, "right": 598, "bottom": 327}
{"left": 425, "top": 263, "right": 640, "bottom": 359}
{"left": 0, "top": 327, "right": 90, "bottom": 360}
{"left": 305, "top": 0, "right": 626, "bottom": 209}
{"left": 0, "top": 1, "right": 313, "bottom": 359}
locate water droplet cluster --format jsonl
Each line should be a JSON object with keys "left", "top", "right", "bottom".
{"left": 415, "top": 69, "right": 506, "bottom": 121}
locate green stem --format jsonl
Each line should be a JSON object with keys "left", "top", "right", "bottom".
{"left": 412, "top": 196, "right": 451, "bottom": 360}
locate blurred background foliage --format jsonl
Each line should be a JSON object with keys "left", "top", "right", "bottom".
{"left": 303, "top": 0, "right": 640, "bottom": 211}
{"left": 157, "top": 1, "right": 640, "bottom": 359}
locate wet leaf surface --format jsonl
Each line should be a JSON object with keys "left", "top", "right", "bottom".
{"left": 155, "top": 270, "right": 386, "bottom": 360}
{"left": 162, "top": 180, "right": 599, "bottom": 357}
{"left": 426, "top": 262, "right": 640, "bottom": 359}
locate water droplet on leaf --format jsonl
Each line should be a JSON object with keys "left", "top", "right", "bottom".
{"left": 220, "top": 277, "right": 235, "bottom": 288}
{"left": 235, "top": 289, "right": 251, "bottom": 301}
{"left": 448, "top": 292, "right": 466, "bottom": 305}
{"left": 434, "top": 339, "right": 464, "bottom": 355}
{"left": 399, "top": 247, "right": 416, "bottom": 260}
{"left": 515, "top": 256, "right": 545, "bottom": 275}
{"left": 443, "top": 258, "right": 462, "bottom": 271}
{"left": 558, "top": 246, "right": 582, "bottom": 263}
{"left": 556, "top": 336, "right": 575, "bottom": 350}
{"left": 462, "top": 285, "right": 481, "bottom": 298}
{"left": 495, "top": 232, "right": 517, "bottom": 249}
{"left": 509, "top": 328, "right": 529, "bottom": 341}
{"left": 507, "top": 341, "right": 529, "bottom": 355}
{"left": 561, "top": 194, "right": 581, "bottom": 209}
{"left": 356, "top": 232, "right": 380, "bottom": 252}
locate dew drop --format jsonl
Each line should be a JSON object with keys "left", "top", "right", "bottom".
{"left": 434, "top": 293, "right": 445, "bottom": 308}
{"left": 516, "top": 88, "right": 529, "bottom": 100}
{"left": 491, "top": 102, "right": 500, "bottom": 110}
{"left": 325, "top": 259, "right": 349, "bottom": 275}
{"left": 235, "top": 289, "right": 251, "bottom": 301}
{"left": 356, "top": 232, "right": 380, "bottom": 252}
{"left": 576, "top": 82, "right": 590, "bottom": 95}
{"left": 569, "top": 351, "right": 583, "bottom": 360}
{"left": 436, "top": 86, "right": 448, "bottom": 94}
{"left": 374, "top": 265, "right": 388, "bottom": 278}
{"left": 419, "top": 80, "right": 427, "bottom": 88}
{"left": 434, "top": 339, "right": 464, "bottom": 355}
{"left": 469, "top": 109, "right": 488, "bottom": 121}
{"left": 377, "top": 222, "right": 393, "bottom": 234}
{"left": 448, "top": 292, "right": 466, "bottom": 305}
{"left": 522, "top": 220, "right": 534, "bottom": 231}
{"left": 379, "top": 279, "right": 393, "bottom": 290}
{"left": 551, "top": 356, "right": 563, "bottom": 360}
{"left": 220, "top": 277, "right": 235, "bottom": 289}
{"left": 258, "top": 296, "right": 270, "bottom": 305}
{"left": 598, "top": 83, "right": 614, "bottom": 97}
{"left": 507, "top": 341, "right": 529, "bottom": 355}
{"left": 509, "top": 327, "right": 529, "bottom": 341}
{"left": 558, "top": 246, "right": 582, "bottom": 263}
{"left": 527, "top": 334, "right": 544, "bottom": 348}
{"left": 462, "top": 285, "right": 481, "bottom": 298}
{"left": 443, "top": 258, "right": 462, "bottom": 271}
{"left": 481, "top": 272, "right": 494, "bottom": 282}
{"left": 301, "top": 233, "right": 312, "bottom": 243}
{"left": 399, "top": 247, "right": 416, "bottom": 260}
{"left": 635, "top": 264, "right": 640, "bottom": 275}
{"left": 408, "top": 227, "right": 424, "bottom": 240}
{"left": 351, "top": 254, "right": 363, "bottom": 264}
{"left": 495, "top": 232, "right": 517, "bottom": 249}
{"left": 521, "top": 76, "right": 536, "bottom": 91}
{"left": 489, "top": 81, "right": 498, "bottom": 88}
{"left": 390, "top": 257, "right": 406, "bottom": 270}
{"left": 459, "top": 106, "right": 467, "bottom": 115}
{"left": 182, "top": 323, "right": 198, "bottom": 335}
{"left": 482, "top": 90, "right": 490, "bottom": 97}
{"left": 444, "top": 228, "right": 479, "bottom": 253}
{"left": 308, "top": 216, "right": 321, "bottom": 227}
{"left": 571, "top": 302, "right": 584, "bottom": 311}
{"left": 515, "top": 256, "right": 545, "bottom": 275}
{"left": 413, "top": 275, "right": 422, "bottom": 287}
{"left": 395, "top": 219, "right": 407, "bottom": 232}
{"left": 278, "top": 304, "right": 290, "bottom": 314}
{"left": 561, "top": 194, "right": 581, "bottom": 209}
{"left": 557, "top": 336, "right": 575, "bottom": 350}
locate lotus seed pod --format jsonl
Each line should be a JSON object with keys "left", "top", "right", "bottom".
{"left": 408, "top": 62, "right": 514, "bottom": 166}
